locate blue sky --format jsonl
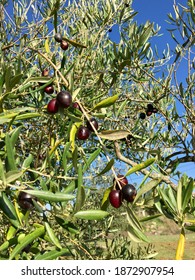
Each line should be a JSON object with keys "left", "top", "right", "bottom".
{"left": 117, "top": 0, "right": 195, "bottom": 183}
{"left": 132, "top": 0, "right": 189, "bottom": 82}
{"left": 133, "top": 0, "right": 195, "bottom": 180}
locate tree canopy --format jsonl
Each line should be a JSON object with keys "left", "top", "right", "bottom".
{"left": 0, "top": 0, "right": 195, "bottom": 260}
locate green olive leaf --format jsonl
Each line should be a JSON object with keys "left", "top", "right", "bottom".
{"left": 23, "top": 190, "right": 75, "bottom": 202}
{"left": 125, "top": 158, "right": 156, "bottom": 177}
{"left": 97, "top": 158, "right": 114, "bottom": 176}
{"left": 74, "top": 210, "right": 109, "bottom": 220}
{"left": 9, "top": 226, "right": 45, "bottom": 260}
{"left": 92, "top": 94, "right": 119, "bottom": 111}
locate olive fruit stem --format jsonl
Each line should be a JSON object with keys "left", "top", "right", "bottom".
{"left": 28, "top": 47, "right": 69, "bottom": 88}
{"left": 75, "top": 99, "right": 118, "bottom": 181}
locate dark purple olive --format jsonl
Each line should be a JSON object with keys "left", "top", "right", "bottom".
{"left": 47, "top": 98, "right": 59, "bottom": 113}
{"left": 54, "top": 33, "right": 62, "bottom": 43}
{"left": 18, "top": 191, "right": 34, "bottom": 210}
{"left": 113, "top": 174, "right": 128, "bottom": 190}
{"left": 147, "top": 104, "right": 154, "bottom": 111}
{"left": 77, "top": 126, "right": 90, "bottom": 140}
{"left": 109, "top": 190, "right": 122, "bottom": 208}
{"left": 86, "top": 118, "right": 99, "bottom": 132}
{"left": 60, "top": 41, "right": 69, "bottom": 50}
{"left": 122, "top": 184, "right": 137, "bottom": 202}
{"left": 56, "top": 90, "right": 72, "bottom": 108}
{"left": 146, "top": 110, "right": 153, "bottom": 116}
{"left": 139, "top": 112, "right": 146, "bottom": 119}
{"left": 44, "top": 85, "right": 54, "bottom": 94}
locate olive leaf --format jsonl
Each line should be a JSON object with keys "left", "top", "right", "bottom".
{"left": 74, "top": 210, "right": 109, "bottom": 220}
{"left": 98, "top": 130, "right": 129, "bottom": 140}
{"left": 92, "top": 94, "right": 119, "bottom": 111}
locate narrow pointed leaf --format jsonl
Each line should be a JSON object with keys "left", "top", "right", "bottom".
{"left": 72, "top": 145, "right": 78, "bottom": 171}
{"left": 5, "top": 170, "right": 23, "bottom": 184}
{"left": 9, "top": 226, "right": 45, "bottom": 260}
{"left": 0, "top": 192, "right": 20, "bottom": 228}
{"left": 182, "top": 178, "right": 194, "bottom": 210}
{"left": 74, "top": 164, "right": 85, "bottom": 213}
{"left": 62, "top": 142, "right": 72, "bottom": 175}
{"left": 83, "top": 148, "right": 101, "bottom": 172}
{"left": 23, "top": 190, "right": 75, "bottom": 202}
{"left": 167, "top": 187, "right": 177, "bottom": 208}
{"left": 22, "top": 154, "right": 34, "bottom": 168}
{"left": 45, "top": 222, "right": 62, "bottom": 249}
{"left": 127, "top": 224, "right": 150, "bottom": 243}
{"left": 139, "top": 214, "right": 162, "bottom": 222}
{"left": 26, "top": 76, "right": 54, "bottom": 83}
{"left": 138, "top": 23, "right": 153, "bottom": 48}
{"left": 67, "top": 112, "right": 82, "bottom": 122}
{"left": 15, "top": 112, "right": 41, "bottom": 121}
{"left": 126, "top": 206, "right": 143, "bottom": 231}
{"left": 44, "top": 38, "right": 50, "bottom": 53}
{"left": 53, "top": 11, "right": 58, "bottom": 32}
{"left": 99, "top": 130, "right": 129, "bottom": 140}
{"left": 125, "top": 158, "right": 155, "bottom": 177}
{"left": 101, "top": 186, "right": 112, "bottom": 210}
{"left": 69, "top": 122, "right": 81, "bottom": 151}
{"left": 35, "top": 248, "right": 70, "bottom": 260}
{"left": 5, "top": 133, "right": 17, "bottom": 171}
{"left": 116, "top": 99, "right": 128, "bottom": 117}
{"left": 177, "top": 179, "right": 183, "bottom": 215}
{"left": 5, "top": 66, "right": 12, "bottom": 92}
{"left": 175, "top": 227, "right": 185, "bottom": 260}
{"left": 92, "top": 94, "right": 119, "bottom": 111}
{"left": 49, "top": 139, "right": 63, "bottom": 157}
{"left": 10, "top": 74, "right": 23, "bottom": 89}
{"left": 133, "top": 179, "right": 161, "bottom": 204}
{"left": 74, "top": 210, "right": 109, "bottom": 220}
{"left": 158, "top": 187, "right": 177, "bottom": 215}
{"left": 0, "top": 159, "right": 6, "bottom": 185}
{"left": 72, "top": 87, "right": 81, "bottom": 100}
{"left": 97, "top": 158, "right": 114, "bottom": 176}
{"left": 10, "top": 126, "right": 22, "bottom": 147}
{"left": 62, "top": 37, "right": 87, "bottom": 48}
{"left": 6, "top": 225, "right": 17, "bottom": 240}
{"left": 55, "top": 216, "right": 79, "bottom": 234}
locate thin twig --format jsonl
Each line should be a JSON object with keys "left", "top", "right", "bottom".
{"left": 114, "top": 141, "right": 177, "bottom": 191}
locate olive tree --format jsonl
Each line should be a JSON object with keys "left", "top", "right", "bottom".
{"left": 0, "top": 0, "right": 194, "bottom": 260}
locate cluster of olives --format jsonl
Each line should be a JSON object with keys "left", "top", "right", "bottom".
{"left": 77, "top": 117, "right": 99, "bottom": 140}
{"left": 139, "top": 103, "right": 158, "bottom": 120}
{"left": 47, "top": 88, "right": 99, "bottom": 140}
{"left": 54, "top": 32, "right": 69, "bottom": 50}
{"left": 41, "top": 68, "right": 54, "bottom": 94}
{"left": 40, "top": 35, "right": 99, "bottom": 140}
{"left": 109, "top": 175, "right": 137, "bottom": 208}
